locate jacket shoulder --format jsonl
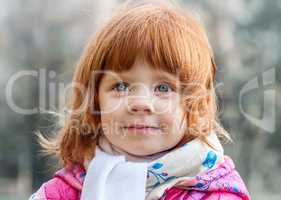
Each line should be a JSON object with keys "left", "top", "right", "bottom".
{"left": 29, "top": 177, "right": 79, "bottom": 200}
{"left": 160, "top": 188, "right": 249, "bottom": 200}
{"left": 204, "top": 191, "right": 247, "bottom": 200}
{"left": 29, "top": 165, "right": 84, "bottom": 200}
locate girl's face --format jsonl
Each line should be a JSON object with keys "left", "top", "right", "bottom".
{"left": 98, "top": 59, "right": 187, "bottom": 156}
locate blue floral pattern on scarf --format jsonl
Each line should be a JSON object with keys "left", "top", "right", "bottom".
{"left": 202, "top": 151, "right": 217, "bottom": 169}
{"left": 147, "top": 162, "right": 177, "bottom": 188}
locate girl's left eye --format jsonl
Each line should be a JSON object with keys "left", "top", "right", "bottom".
{"left": 154, "top": 83, "right": 173, "bottom": 93}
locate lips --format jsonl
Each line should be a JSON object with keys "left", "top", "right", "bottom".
{"left": 123, "top": 123, "right": 160, "bottom": 133}
{"left": 124, "top": 124, "right": 159, "bottom": 129}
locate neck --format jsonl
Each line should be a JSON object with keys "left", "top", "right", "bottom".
{"left": 97, "top": 135, "right": 170, "bottom": 162}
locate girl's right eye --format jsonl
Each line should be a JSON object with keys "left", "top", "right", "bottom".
{"left": 112, "top": 82, "right": 129, "bottom": 92}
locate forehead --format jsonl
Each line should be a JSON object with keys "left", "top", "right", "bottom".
{"left": 101, "top": 61, "right": 179, "bottom": 83}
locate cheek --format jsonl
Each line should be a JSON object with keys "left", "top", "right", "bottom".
{"left": 99, "top": 96, "right": 125, "bottom": 132}
{"left": 99, "top": 94, "right": 123, "bottom": 114}
{"left": 100, "top": 113, "right": 121, "bottom": 137}
{"left": 158, "top": 104, "right": 186, "bottom": 133}
{"left": 160, "top": 110, "right": 184, "bottom": 126}
{"left": 153, "top": 96, "right": 182, "bottom": 115}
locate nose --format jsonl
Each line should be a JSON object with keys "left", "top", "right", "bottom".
{"left": 127, "top": 90, "right": 155, "bottom": 115}
{"left": 128, "top": 98, "right": 154, "bottom": 114}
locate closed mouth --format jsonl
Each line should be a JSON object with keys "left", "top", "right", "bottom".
{"left": 124, "top": 124, "right": 160, "bottom": 129}
{"left": 125, "top": 127, "right": 160, "bottom": 130}
{"left": 122, "top": 124, "right": 161, "bottom": 134}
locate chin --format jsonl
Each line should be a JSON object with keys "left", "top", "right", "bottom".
{"left": 126, "top": 146, "right": 162, "bottom": 156}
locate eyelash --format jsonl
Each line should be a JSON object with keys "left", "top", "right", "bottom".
{"left": 111, "top": 82, "right": 176, "bottom": 93}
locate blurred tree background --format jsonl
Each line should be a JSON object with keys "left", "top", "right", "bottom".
{"left": 0, "top": 0, "right": 280, "bottom": 199}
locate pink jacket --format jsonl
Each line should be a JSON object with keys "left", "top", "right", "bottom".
{"left": 29, "top": 156, "right": 251, "bottom": 200}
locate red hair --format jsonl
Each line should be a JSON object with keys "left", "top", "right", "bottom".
{"left": 38, "top": 2, "right": 230, "bottom": 168}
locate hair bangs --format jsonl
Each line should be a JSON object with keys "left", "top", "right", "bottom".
{"left": 102, "top": 4, "right": 212, "bottom": 80}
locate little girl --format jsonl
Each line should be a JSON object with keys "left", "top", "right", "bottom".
{"left": 30, "top": 2, "right": 251, "bottom": 200}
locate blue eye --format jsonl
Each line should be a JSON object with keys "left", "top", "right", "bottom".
{"left": 155, "top": 83, "right": 172, "bottom": 93}
{"left": 113, "top": 82, "right": 129, "bottom": 92}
